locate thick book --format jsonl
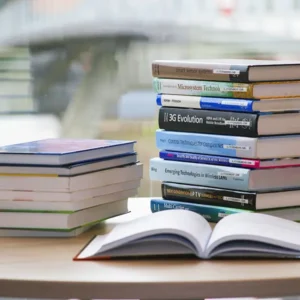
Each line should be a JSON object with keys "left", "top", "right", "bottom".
{"left": 73, "top": 209, "right": 300, "bottom": 260}
{"left": 149, "top": 157, "right": 300, "bottom": 192}
{"left": 0, "top": 138, "right": 136, "bottom": 165}
{"left": 161, "top": 182, "right": 300, "bottom": 210}
{"left": 151, "top": 198, "right": 300, "bottom": 222}
{"left": 156, "top": 94, "right": 300, "bottom": 113}
{"left": 156, "top": 129, "right": 300, "bottom": 159}
{"left": 0, "top": 163, "right": 143, "bottom": 192}
{"left": 153, "top": 77, "right": 300, "bottom": 99}
{"left": 0, "top": 199, "right": 128, "bottom": 230}
{"left": 0, "top": 187, "right": 138, "bottom": 212}
{"left": 0, "top": 179, "right": 140, "bottom": 202}
{"left": 159, "top": 150, "right": 300, "bottom": 169}
{"left": 158, "top": 107, "right": 300, "bottom": 137}
{"left": 152, "top": 59, "right": 300, "bottom": 83}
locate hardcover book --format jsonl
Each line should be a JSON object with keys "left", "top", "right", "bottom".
{"left": 158, "top": 107, "right": 300, "bottom": 137}
{"left": 161, "top": 182, "right": 300, "bottom": 210}
{"left": 73, "top": 209, "right": 300, "bottom": 260}
{"left": 0, "top": 138, "right": 136, "bottom": 165}
{"left": 152, "top": 59, "right": 300, "bottom": 82}
{"left": 149, "top": 157, "right": 300, "bottom": 192}
{"left": 151, "top": 198, "right": 300, "bottom": 222}
{"left": 156, "top": 94, "right": 300, "bottom": 113}
{"left": 159, "top": 150, "right": 300, "bottom": 169}
{"left": 156, "top": 129, "right": 300, "bottom": 159}
{"left": 153, "top": 77, "right": 300, "bottom": 99}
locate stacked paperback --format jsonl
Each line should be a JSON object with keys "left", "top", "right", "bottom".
{"left": 0, "top": 138, "right": 142, "bottom": 237}
{"left": 149, "top": 58, "right": 300, "bottom": 222}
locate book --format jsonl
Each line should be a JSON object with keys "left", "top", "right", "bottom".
{"left": 151, "top": 198, "right": 246, "bottom": 222}
{"left": 150, "top": 198, "right": 300, "bottom": 222}
{"left": 0, "top": 152, "right": 137, "bottom": 176}
{"left": 161, "top": 182, "right": 300, "bottom": 210}
{"left": 0, "top": 179, "right": 140, "bottom": 202}
{"left": 0, "top": 187, "right": 138, "bottom": 211}
{"left": 156, "top": 129, "right": 300, "bottom": 159}
{"left": 150, "top": 198, "right": 300, "bottom": 223}
{"left": 159, "top": 150, "right": 300, "bottom": 169}
{"left": 0, "top": 199, "right": 128, "bottom": 230}
{"left": 152, "top": 59, "right": 300, "bottom": 82}
{"left": 159, "top": 107, "right": 300, "bottom": 137}
{"left": 0, "top": 163, "right": 143, "bottom": 192}
{"left": 0, "top": 221, "right": 101, "bottom": 237}
{"left": 153, "top": 77, "right": 300, "bottom": 100}
{"left": 149, "top": 157, "right": 300, "bottom": 192}
{"left": 73, "top": 209, "right": 300, "bottom": 260}
{"left": 156, "top": 94, "right": 300, "bottom": 113}
{"left": 0, "top": 138, "right": 136, "bottom": 165}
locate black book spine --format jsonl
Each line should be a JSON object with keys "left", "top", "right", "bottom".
{"left": 158, "top": 107, "right": 258, "bottom": 137}
{"left": 161, "top": 182, "right": 257, "bottom": 210}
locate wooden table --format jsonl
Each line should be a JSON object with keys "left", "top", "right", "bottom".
{"left": 2, "top": 197, "right": 300, "bottom": 300}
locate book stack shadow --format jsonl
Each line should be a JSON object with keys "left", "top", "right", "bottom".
{"left": 0, "top": 138, "right": 143, "bottom": 237}
{"left": 149, "top": 58, "right": 300, "bottom": 222}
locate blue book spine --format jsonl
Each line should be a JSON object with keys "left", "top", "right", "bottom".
{"left": 150, "top": 198, "right": 248, "bottom": 223}
{"left": 156, "top": 129, "right": 257, "bottom": 158}
{"left": 156, "top": 94, "right": 255, "bottom": 112}
{"left": 159, "top": 150, "right": 259, "bottom": 168}
{"left": 150, "top": 157, "right": 251, "bottom": 191}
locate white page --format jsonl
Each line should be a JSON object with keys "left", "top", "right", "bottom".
{"left": 205, "top": 212, "right": 300, "bottom": 257}
{"left": 97, "top": 209, "right": 212, "bottom": 256}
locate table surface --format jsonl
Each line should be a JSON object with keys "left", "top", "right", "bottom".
{"left": 2, "top": 197, "right": 300, "bottom": 300}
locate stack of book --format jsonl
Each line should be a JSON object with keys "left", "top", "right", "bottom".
{"left": 0, "top": 47, "right": 35, "bottom": 113}
{"left": 149, "top": 58, "right": 300, "bottom": 223}
{"left": 0, "top": 138, "right": 143, "bottom": 237}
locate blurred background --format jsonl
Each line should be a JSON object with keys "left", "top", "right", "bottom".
{"left": 0, "top": 0, "right": 300, "bottom": 197}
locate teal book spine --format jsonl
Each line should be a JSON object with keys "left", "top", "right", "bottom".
{"left": 150, "top": 198, "right": 249, "bottom": 223}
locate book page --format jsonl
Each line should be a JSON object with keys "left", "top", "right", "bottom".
{"left": 205, "top": 212, "right": 300, "bottom": 257}
{"left": 97, "top": 209, "right": 212, "bottom": 256}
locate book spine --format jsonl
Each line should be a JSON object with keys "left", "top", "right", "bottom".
{"left": 156, "top": 94, "right": 256, "bottom": 112}
{"left": 159, "top": 107, "right": 258, "bottom": 137}
{"left": 159, "top": 150, "right": 260, "bottom": 168}
{"left": 152, "top": 62, "right": 250, "bottom": 83}
{"left": 150, "top": 158, "right": 251, "bottom": 191}
{"left": 156, "top": 129, "right": 258, "bottom": 158}
{"left": 153, "top": 78, "right": 254, "bottom": 99}
{"left": 161, "top": 182, "right": 257, "bottom": 210}
{"left": 150, "top": 198, "right": 249, "bottom": 223}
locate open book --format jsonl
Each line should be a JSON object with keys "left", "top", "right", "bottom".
{"left": 74, "top": 209, "right": 300, "bottom": 260}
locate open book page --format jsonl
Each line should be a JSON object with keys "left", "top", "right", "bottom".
{"left": 204, "top": 212, "right": 300, "bottom": 258}
{"left": 77, "top": 209, "right": 212, "bottom": 259}
{"left": 101, "top": 209, "right": 212, "bottom": 255}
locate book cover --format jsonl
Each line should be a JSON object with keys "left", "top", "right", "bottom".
{"left": 150, "top": 198, "right": 248, "bottom": 223}
{"left": 156, "top": 129, "right": 257, "bottom": 158}
{"left": 161, "top": 182, "right": 256, "bottom": 210}
{"left": 158, "top": 107, "right": 258, "bottom": 137}
{"left": 0, "top": 138, "right": 135, "bottom": 155}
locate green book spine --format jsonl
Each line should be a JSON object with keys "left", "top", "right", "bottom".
{"left": 153, "top": 77, "right": 254, "bottom": 99}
